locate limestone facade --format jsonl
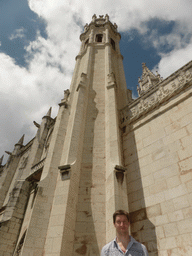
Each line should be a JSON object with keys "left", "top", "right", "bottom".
{"left": 0, "top": 14, "right": 192, "bottom": 256}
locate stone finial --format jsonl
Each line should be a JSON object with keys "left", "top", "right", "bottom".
{"left": 92, "top": 14, "right": 97, "bottom": 22}
{"left": 137, "top": 84, "right": 141, "bottom": 96}
{"left": 0, "top": 155, "right": 4, "bottom": 165}
{"left": 105, "top": 14, "right": 109, "bottom": 22}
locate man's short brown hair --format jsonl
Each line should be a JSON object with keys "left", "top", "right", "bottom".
{"left": 113, "top": 209, "right": 130, "bottom": 224}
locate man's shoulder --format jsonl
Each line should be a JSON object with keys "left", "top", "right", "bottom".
{"left": 101, "top": 239, "right": 115, "bottom": 250}
{"left": 130, "top": 237, "right": 148, "bottom": 255}
{"left": 101, "top": 239, "right": 115, "bottom": 255}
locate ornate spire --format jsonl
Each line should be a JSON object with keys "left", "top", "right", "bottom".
{"left": 137, "top": 63, "right": 163, "bottom": 96}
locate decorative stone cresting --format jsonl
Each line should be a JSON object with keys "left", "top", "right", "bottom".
{"left": 31, "top": 157, "right": 46, "bottom": 173}
{"left": 120, "top": 61, "right": 192, "bottom": 125}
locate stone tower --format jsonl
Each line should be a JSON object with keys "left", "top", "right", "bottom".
{"left": 0, "top": 14, "right": 129, "bottom": 256}
{"left": 1, "top": 14, "right": 192, "bottom": 256}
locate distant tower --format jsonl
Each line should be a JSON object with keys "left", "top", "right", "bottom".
{"left": 11, "top": 14, "right": 129, "bottom": 255}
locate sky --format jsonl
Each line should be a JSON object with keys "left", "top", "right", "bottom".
{"left": 0, "top": 0, "right": 192, "bottom": 164}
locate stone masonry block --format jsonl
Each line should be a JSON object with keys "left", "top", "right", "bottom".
{"left": 173, "top": 194, "right": 190, "bottom": 210}
{"left": 167, "top": 210, "right": 184, "bottom": 222}
{"left": 177, "top": 218, "right": 192, "bottom": 234}
{"left": 163, "top": 222, "right": 179, "bottom": 237}
{"left": 146, "top": 204, "right": 162, "bottom": 218}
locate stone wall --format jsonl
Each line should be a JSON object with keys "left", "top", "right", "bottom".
{"left": 122, "top": 63, "right": 192, "bottom": 255}
{"left": 0, "top": 181, "right": 30, "bottom": 256}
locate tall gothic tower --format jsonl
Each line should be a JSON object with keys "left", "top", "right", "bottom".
{"left": 1, "top": 14, "right": 192, "bottom": 256}
{"left": 0, "top": 14, "right": 129, "bottom": 256}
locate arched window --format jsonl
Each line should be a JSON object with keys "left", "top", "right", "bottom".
{"left": 96, "top": 34, "right": 103, "bottom": 42}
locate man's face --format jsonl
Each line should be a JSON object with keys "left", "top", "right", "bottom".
{"left": 114, "top": 215, "right": 130, "bottom": 235}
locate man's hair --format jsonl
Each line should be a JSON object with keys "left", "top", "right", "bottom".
{"left": 113, "top": 209, "right": 130, "bottom": 224}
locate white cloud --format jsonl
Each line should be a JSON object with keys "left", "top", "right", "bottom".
{"left": 9, "top": 28, "right": 25, "bottom": 40}
{"left": 155, "top": 43, "right": 192, "bottom": 78}
{"left": 1, "top": 0, "right": 192, "bottom": 163}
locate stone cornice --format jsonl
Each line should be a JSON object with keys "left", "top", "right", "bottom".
{"left": 120, "top": 61, "right": 192, "bottom": 126}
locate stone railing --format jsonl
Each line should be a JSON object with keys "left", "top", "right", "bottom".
{"left": 31, "top": 157, "right": 46, "bottom": 173}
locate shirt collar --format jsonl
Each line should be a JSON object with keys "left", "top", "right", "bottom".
{"left": 114, "top": 236, "right": 138, "bottom": 250}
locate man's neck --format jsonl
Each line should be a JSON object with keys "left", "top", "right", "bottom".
{"left": 116, "top": 233, "right": 130, "bottom": 249}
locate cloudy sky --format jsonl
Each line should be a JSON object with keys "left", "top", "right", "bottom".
{"left": 1, "top": 0, "right": 192, "bottom": 164}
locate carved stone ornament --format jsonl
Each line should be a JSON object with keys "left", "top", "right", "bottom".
{"left": 105, "top": 14, "right": 109, "bottom": 22}
{"left": 120, "top": 66, "right": 192, "bottom": 125}
{"left": 63, "top": 89, "right": 70, "bottom": 102}
{"left": 137, "top": 63, "right": 162, "bottom": 96}
{"left": 84, "top": 23, "right": 88, "bottom": 32}
{"left": 59, "top": 89, "right": 70, "bottom": 107}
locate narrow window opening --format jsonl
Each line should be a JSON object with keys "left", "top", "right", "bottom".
{"left": 111, "top": 38, "right": 116, "bottom": 50}
{"left": 96, "top": 34, "right": 103, "bottom": 42}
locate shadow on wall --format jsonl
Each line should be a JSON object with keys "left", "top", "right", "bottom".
{"left": 124, "top": 128, "right": 158, "bottom": 256}
{"left": 72, "top": 84, "right": 101, "bottom": 255}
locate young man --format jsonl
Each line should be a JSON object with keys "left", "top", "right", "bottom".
{"left": 101, "top": 210, "right": 149, "bottom": 256}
